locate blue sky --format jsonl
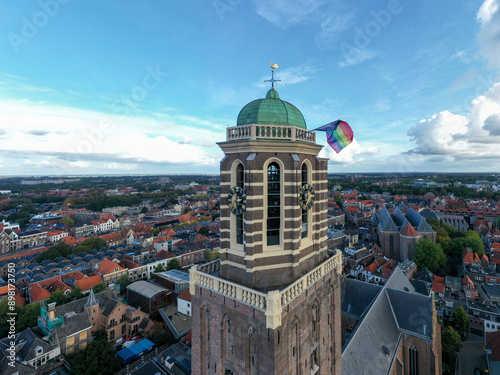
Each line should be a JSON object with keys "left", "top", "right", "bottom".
{"left": 1, "top": 0, "right": 500, "bottom": 176}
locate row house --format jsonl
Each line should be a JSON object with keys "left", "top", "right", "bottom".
{"left": 47, "top": 230, "right": 69, "bottom": 242}
{"left": 463, "top": 263, "right": 500, "bottom": 285}
{"left": 462, "top": 276, "right": 479, "bottom": 300}
{"left": 96, "top": 258, "right": 128, "bottom": 285}
{"left": 71, "top": 221, "right": 96, "bottom": 238}
{"left": 92, "top": 218, "right": 118, "bottom": 233}
{"left": 99, "top": 232, "right": 124, "bottom": 247}
{"left": 18, "top": 230, "right": 47, "bottom": 249}
{"left": 467, "top": 300, "right": 500, "bottom": 336}
{"left": 120, "top": 259, "right": 148, "bottom": 282}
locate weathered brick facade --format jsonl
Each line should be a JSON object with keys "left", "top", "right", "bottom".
{"left": 191, "top": 267, "right": 342, "bottom": 375}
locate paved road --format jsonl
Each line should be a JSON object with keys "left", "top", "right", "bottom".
{"left": 457, "top": 334, "right": 488, "bottom": 375}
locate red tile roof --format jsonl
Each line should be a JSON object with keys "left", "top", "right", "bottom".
{"left": 401, "top": 224, "right": 420, "bottom": 237}
{"left": 178, "top": 288, "right": 191, "bottom": 302}
{"left": 431, "top": 281, "right": 445, "bottom": 294}
{"left": 97, "top": 258, "right": 123, "bottom": 275}
{"left": 76, "top": 275, "right": 102, "bottom": 292}
{"left": 29, "top": 283, "right": 52, "bottom": 303}
{"left": 434, "top": 276, "right": 445, "bottom": 284}
{"left": 61, "top": 270, "right": 86, "bottom": 281}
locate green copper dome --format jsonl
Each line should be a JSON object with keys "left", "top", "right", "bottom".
{"left": 236, "top": 89, "right": 307, "bottom": 129}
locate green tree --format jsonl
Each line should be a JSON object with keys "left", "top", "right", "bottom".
{"left": 198, "top": 226, "right": 209, "bottom": 235}
{"left": 442, "top": 326, "right": 463, "bottom": 375}
{"left": 182, "top": 207, "right": 190, "bottom": 214}
{"left": 67, "top": 334, "right": 120, "bottom": 375}
{"left": 68, "top": 287, "right": 83, "bottom": 301}
{"left": 94, "top": 329, "right": 107, "bottom": 341}
{"left": 150, "top": 228, "right": 160, "bottom": 236}
{"left": 413, "top": 238, "right": 446, "bottom": 273}
{"left": 334, "top": 196, "right": 342, "bottom": 206}
{"left": 117, "top": 275, "right": 132, "bottom": 295}
{"left": 47, "top": 289, "right": 69, "bottom": 306}
{"left": 452, "top": 231, "right": 485, "bottom": 256}
{"left": 141, "top": 207, "right": 148, "bottom": 213}
{"left": 167, "top": 257, "right": 181, "bottom": 271}
{"left": 81, "top": 237, "right": 107, "bottom": 251}
{"left": 59, "top": 216, "right": 75, "bottom": 227}
{"left": 93, "top": 282, "right": 106, "bottom": 293}
{"left": 72, "top": 245, "right": 91, "bottom": 255}
{"left": 154, "top": 263, "right": 166, "bottom": 274}
{"left": 452, "top": 306, "right": 469, "bottom": 335}
{"left": 0, "top": 299, "right": 42, "bottom": 337}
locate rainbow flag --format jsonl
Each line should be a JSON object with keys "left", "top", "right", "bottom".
{"left": 314, "top": 120, "right": 353, "bottom": 153}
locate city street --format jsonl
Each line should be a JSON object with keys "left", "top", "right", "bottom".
{"left": 457, "top": 334, "right": 488, "bottom": 375}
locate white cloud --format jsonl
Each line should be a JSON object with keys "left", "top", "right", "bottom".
{"left": 256, "top": 65, "right": 317, "bottom": 88}
{"left": 339, "top": 47, "right": 376, "bottom": 68}
{"left": 407, "top": 82, "right": 500, "bottom": 160}
{"left": 478, "top": 0, "right": 500, "bottom": 68}
{"left": 318, "top": 139, "right": 378, "bottom": 164}
{"left": 0, "top": 99, "right": 224, "bottom": 174}
{"left": 252, "top": 0, "right": 329, "bottom": 29}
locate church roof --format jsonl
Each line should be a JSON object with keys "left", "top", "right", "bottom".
{"left": 236, "top": 89, "right": 307, "bottom": 129}
{"left": 83, "top": 288, "right": 99, "bottom": 308}
{"left": 342, "top": 268, "right": 433, "bottom": 374}
{"left": 400, "top": 224, "right": 420, "bottom": 237}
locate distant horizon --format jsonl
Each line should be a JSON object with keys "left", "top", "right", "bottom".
{"left": 1, "top": 1, "right": 500, "bottom": 175}
{"left": 1, "top": 171, "right": 500, "bottom": 179}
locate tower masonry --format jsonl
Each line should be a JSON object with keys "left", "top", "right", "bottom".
{"left": 191, "top": 83, "right": 343, "bottom": 375}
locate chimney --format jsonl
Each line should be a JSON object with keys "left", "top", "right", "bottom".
{"left": 48, "top": 302, "right": 56, "bottom": 320}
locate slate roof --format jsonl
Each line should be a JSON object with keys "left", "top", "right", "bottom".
{"left": 54, "top": 289, "right": 116, "bottom": 316}
{"left": 54, "top": 312, "right": 91, "bottom": 338}
{"left": 341, "top": 279, "right": 382, "bottom": 319}
{"left": 342, "top": 267, "right": 434, "bottom": 375}
{"left": 385, "top": 288, "right": 433, "bottom": 339}
{"left": 410, "top": 280, "right": 431, "bottom": 296}
{"left": 101, "top": 296, "right": 119, "bottom": 317}
{"left": 413, "top": 267, "right": 434, "bottom": 284}
{"left": 342, "top": 289, "right": 400, "bottom": 375}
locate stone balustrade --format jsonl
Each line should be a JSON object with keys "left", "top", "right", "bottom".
{"left": 226, "top": 124, "right": 316, "bottom": 144}
{"left": 190, "top": 250, "right": 342, "bottom": 329}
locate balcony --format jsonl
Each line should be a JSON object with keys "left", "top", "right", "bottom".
{"left": 190, "top": 250, "right": 342, "bottom": 329}
{"left": 226, "top": 124, "right": 316, "bottom": 144}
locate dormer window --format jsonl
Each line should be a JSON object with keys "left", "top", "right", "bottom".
{"left": 36, "top": 346, "right": 43, "bottom": 355}
{"left": 114, "top": 267, "right": 119, "bottom": 272}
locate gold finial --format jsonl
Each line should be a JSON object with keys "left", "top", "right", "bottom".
{"left": 265, "top": 62, "right": 281, "bottom": 89}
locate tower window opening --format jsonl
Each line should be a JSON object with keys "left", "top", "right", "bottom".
{"left": 409, "top": 345, "right": 418, "bottom": 375}
{"left": 267, "top": 162, "right": 280, "bottom": 245}
{"left": 236, "top": 163, "right": 244, "bottom": 244}
{"left": 301, "top": 163, "right": 308, "bottom": 238}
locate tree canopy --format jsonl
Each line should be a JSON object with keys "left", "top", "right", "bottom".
{"left": 441, "top": 326, "right": 462, "bottom": 375}
{"left": 167, "top": 257, "right": 181, "bottom": 271}
{"left": 451, "top": 231, "right": 485, "bottom": 256}
{"left": 413, "top": 238, "right": 446, "bottom": 273}
{"left": 67, "top": 332, "right": 120, "bottom": 375}
{"left": 452, "top": 306, "right": 469, "bottom": 335}
{"left": 0, "top": 299, "right": 41, "bottom": 337}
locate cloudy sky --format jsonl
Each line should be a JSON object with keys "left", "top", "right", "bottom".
{"left": 0, "top": 0, "right": 499, "bottom": 176}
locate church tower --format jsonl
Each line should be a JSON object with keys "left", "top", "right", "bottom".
{"left": 191, "top": 70, "right": 343, "bottom": 375}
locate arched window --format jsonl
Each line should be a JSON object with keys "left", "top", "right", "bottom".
{"left": 247, "top": 327, "right": 257, "bottom": 375}
{"left": 267, "top": 162, "right": 280, "bottom": 245}
{"left": 301, "top": 163, "right": 308, "bottom": 238}
{"left": 236, "top": 163, "right": 244, "bottom": 244}
{"left": 409, "top": 344, "right": 418, "bottom": 375}
{"left": 222, "top": 316, "right": 231, "bottom": 367}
